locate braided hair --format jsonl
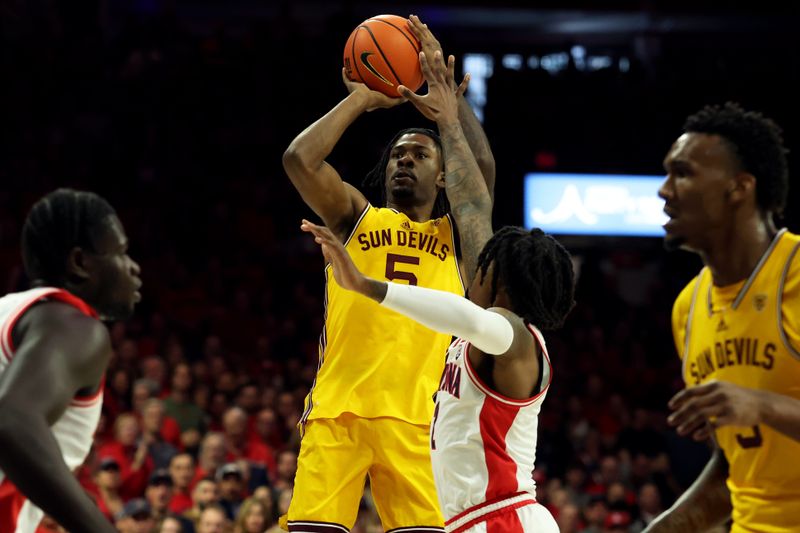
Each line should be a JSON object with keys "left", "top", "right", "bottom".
{"left": 684, "top": 102, "right": 789, "bottom": 217}
{"left": 475, "top": 226, "right": 575, "bottom": 330}
{"left": 21, "top": 188, "right": 117, "bottom": 285}
{"left": 361, "top": 127, "right": 451, "bottom": 219}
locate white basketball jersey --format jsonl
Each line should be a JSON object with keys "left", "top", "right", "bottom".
{"left": 0, "top": 287, "right": 103, "bottom": 533}
{"left": 430, "top": 324, "right": 552, "bottom": 521}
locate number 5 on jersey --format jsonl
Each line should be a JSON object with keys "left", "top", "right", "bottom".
{"left": 385, "top": 253, "right": 420, "bottom": 285}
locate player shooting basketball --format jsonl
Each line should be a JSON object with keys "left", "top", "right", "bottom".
{"left": 281, "top": 15, "right": 494, "bottom": 532}
{"left": 299, "top": 51, "right": 575, "bottom": 532}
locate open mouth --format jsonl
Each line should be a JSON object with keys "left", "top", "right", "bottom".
{"left": 392, "top": 171, "right": 416, "bottom": 182}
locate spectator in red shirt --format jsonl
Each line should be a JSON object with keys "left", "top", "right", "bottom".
{"left": 222, "top": 407, "right": 276, "bottom": 479}
{"left": 145, "top": 469, "right": 173, "bottom": 522}
{"left": 192, "top": 432, "right": 226, "bottom": 488}
{"left": 133, "top": 379, "right": 181, "bottom": 449}
{"left": 94, "top": 457, "right": 124, "bottom": 521}
{"left": 97, "top": 413, "right": 154, "bottom": 500}
{"left": 168, "top": 453, "right": 195, "bottom": 514}
{"left": 141, "top": 398, "right": 179, "bottom": 468}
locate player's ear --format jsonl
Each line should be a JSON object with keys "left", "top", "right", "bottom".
{"left": 435, "top": 170, "right": 446, "bottom": 188}
{"left": 729, "top": 171, "right": 756, "bottom": 205}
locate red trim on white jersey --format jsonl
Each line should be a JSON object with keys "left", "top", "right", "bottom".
{"left": 462, "top": 324, "right": 552, "bottom": 406}
{"left": 445, "top": 492, "right": 537, "bottom": 533}
{"left": 0, "top": 477, "right": 27, "bottom": 533}
{"left": 0, "top": 288, "right": 98, "bottom": 359}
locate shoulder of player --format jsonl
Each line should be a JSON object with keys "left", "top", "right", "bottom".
{"left": 674, "top": 272, "right": 702, "bottom": 312}
{"left": 487, "top": 307, "right": 536, "bottom": 361}
{"left": 15, "top": 301, "right": 111, "bottom": 366}
{"left": 330, "top": 184, "right": 369, "bottom": 241}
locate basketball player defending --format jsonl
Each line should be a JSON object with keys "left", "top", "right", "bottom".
{"left": 0, "top": 189, "right": 142, "bottom": 533}
{"left": 645, "top": 103, "right": 800, "bottom": 532}
{"left": 300, "top": 49, "right": 575, "bottom": 533}
{"left": 281, "top": 17, "right": 494, "bottom": 533}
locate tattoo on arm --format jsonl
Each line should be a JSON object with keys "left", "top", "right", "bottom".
{"left": 458, "top": 97, "right": 495, "bottom": 199}
{"left": 439, "top": 121, "right": 493, "bottom": 283}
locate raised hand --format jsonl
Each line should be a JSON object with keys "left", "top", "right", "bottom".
{"left": 341, "top": 68, "right": 406, "bottom": 112}
{"left": 301, "top": 219, "right": 368, "bottom": 292}
{"left": 407, "top": 15, "right": 469, "bottom": 96}
{"left": 398, "top": 51, "right": 469, "bottom": 125}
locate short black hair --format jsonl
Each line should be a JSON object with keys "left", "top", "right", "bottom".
{"left": 21, "top": 188, "right": 117, "bottom": 285}
{"left": 362, "top": 127, "right": 451, "bottom": 219}
{"left": 476, "top": 227, "right": 575, "bottom": 331}
{"left": 684, "top": 102, "right": 789, "bottom": 216}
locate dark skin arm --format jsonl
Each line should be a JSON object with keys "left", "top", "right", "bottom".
{"left": 0, "top": 302, "right": 116, "bottom": 533}
{"left": 643, "top": 447, "right": 732, "bottom": 532}
{"left": 282, "top": 71, "right": 404, "bottom": 239}
{"left": 408, "top": 15, "right": 496, "bottom": 200}
{"left": 668, "top": 379, "right": 800, "bottom": 444}
{"left": 400, "top": 51, "right": 493, "bottom": 284}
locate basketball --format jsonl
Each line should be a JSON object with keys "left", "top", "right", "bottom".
{"left": 343, "top": 14, "right": 424, "bottom": 98}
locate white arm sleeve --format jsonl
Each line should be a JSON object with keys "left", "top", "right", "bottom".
{"left": 381, "top": 281, "right": 514, "bottom": 355}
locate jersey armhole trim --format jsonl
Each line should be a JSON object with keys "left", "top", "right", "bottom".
{"left": 462, "top": 325, "right": 551, "bottom": 406}
{"left": 778, "top": 240, "right": 800, "bottom": 361}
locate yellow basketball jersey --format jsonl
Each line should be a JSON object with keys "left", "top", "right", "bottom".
{"left": 301, "top": 205, "right": 464, "bottom": 425}
{"left": 673, "top": 229, "right": 800, "bottom": 532}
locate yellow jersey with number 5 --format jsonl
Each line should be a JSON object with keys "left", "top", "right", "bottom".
{"left": 301, "top": 205, "right": 464, "bottom": 426}
{"left": 673, "top": 229, "right": 800, "bottom": 532}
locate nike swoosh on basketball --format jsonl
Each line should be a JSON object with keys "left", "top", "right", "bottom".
{"left": 360, "top": 52, "right": 394, "bottom": 86}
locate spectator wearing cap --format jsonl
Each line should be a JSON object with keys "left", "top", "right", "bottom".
{"left": 168, "top": 453, "right": 196, "bottom": 514}
{"left": 222, "top": 406, "right": 276, "bottom": 480}
{"left": 94, "top": 457, "right": 124, "bottom": 521}
{"left": 216, "top": 462, "right": 246, "bottom": 520}
{"left": 147, "top": 469, "right": 174, "bottom": 521}
{"left": 603, "top": 509, "right": 633, "bottom": 533}
{"left": 115, "top": 498, "right": 156, "bottom": 533}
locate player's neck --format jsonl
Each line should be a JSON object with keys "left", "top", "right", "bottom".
{"left": 702, "top": 217, "right": 777, "bottom": 286}
{"left": 387, "top": 201, "right": 434, "bottom": 222}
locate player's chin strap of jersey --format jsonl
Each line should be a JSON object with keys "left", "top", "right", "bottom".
{"left": 381, "top": 282, "right": 514, "bottom": 355}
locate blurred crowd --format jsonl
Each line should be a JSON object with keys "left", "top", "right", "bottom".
{"left": 6, "top": 1, "right": 793, "bottom": 532}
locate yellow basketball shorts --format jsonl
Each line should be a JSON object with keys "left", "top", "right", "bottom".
{"left": 283, "top": 413, "right": 444, "bottom": 532}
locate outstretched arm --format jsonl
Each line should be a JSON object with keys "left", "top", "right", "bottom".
{"left": 644, "top": 447, "right": 731, "bottom": 532}
{"left": 399, "top": 51, "right": 493, "bottom": 282}
{"left": 408, "top": 15, "right": 496, "bottom": 199}
{"left": 0, "top": 303, "right": 116, "bottom": 533}
{"left": 301, "top": 219, "right": 513, "bottom": 355}
{"left": 282, "top": 72, "right": 404, "bottom": 238}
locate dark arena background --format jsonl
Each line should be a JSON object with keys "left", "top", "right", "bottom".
{"left": 1, "top": 1, "right": 797, "bottom": 532}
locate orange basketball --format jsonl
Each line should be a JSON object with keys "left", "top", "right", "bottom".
{"left": 343, "top": 14, "right": 423, "bottom": 98}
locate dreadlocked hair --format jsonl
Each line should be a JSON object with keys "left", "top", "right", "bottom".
{"left": 684, "top": 102, "right": 789, "bottom": 216}
{"left": 21, "top": 188, "right": 117, "bottom": 285}
{"left": 361, "top": 127, "right": 451, "bottom": 219}
{"left": 476, "top": 226, "right": 576, "bottom": 331}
